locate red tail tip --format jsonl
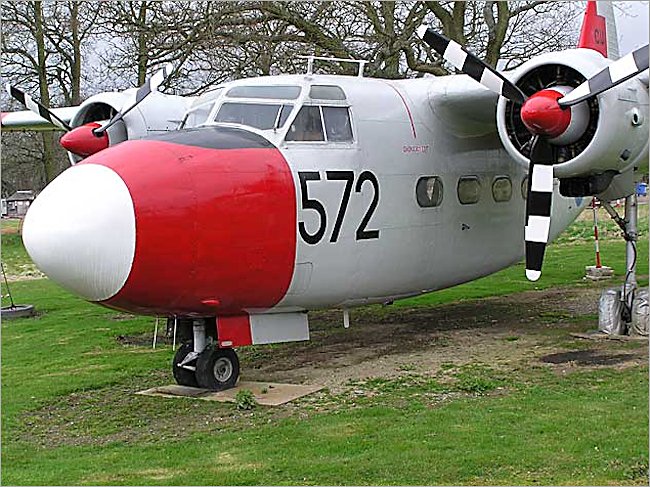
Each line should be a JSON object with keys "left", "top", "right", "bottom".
{"left": 578, "top": 0, "right": 608, "bottom": 58}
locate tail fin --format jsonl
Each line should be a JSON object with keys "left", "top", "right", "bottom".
{"left": 578, "top": 1, "right": 620, "bottom": 59}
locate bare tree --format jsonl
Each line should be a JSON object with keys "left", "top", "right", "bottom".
{"left": 2, "top": 2, "right": 61, "bottom": 184}
{"left": 244, "top": 1, "right": 581, "bottom": 78}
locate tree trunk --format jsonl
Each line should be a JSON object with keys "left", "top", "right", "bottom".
{"left": 483, "top": 1, "right": 511, "bottom": 67}
{"left": 70, "top": 1, "right": 82, "bottom": 104}
{"left": 136, "top": 2, "right": 149, "bottom": 85}
{"left": 34, "top": 1, "right": 60, "bottom": 183}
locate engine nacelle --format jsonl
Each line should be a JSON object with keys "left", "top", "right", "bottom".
{"left": 66, "top": 90, "right": 190, "bottom": 163}
{"left": 497, "top": 48, "right": 649, "bottom": 181}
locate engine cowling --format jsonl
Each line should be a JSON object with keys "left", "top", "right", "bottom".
{"left": 64, "top": 90, "right": 189, "bottom": 164}
{"left": 497, "top": 48, "right": 649, "bottom": 181}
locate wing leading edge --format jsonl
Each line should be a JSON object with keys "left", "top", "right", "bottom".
{"left": 1, "top": 106, "right": 80, "bottom": 132}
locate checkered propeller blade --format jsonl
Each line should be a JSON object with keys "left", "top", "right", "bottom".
{"left": 417, "top": 26, "right": 527, "bottom": 105}
{"left": 93, "top": 63, "right": 173, "bottom": 136}
{"left": 524, "top": 137, "right": 555, "bottom": 282}
{"left": 559, "top": 44, "right": 649, "bottom": 107}
{"left": 5, "top": 84, "right": 72, "bottom": 131}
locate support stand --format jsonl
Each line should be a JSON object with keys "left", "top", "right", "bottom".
{"left": 585, "top": 197, "right": 613, "bottom": 280}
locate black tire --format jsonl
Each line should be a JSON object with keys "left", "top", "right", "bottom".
{"left": 195, "top": 346, "right": 239, "bottom": 391}
{"left": 172, "top": 342, "right": 199, "bottom": 387}
{"left": 1, "top": 304, "right": 35, "bottom": 320}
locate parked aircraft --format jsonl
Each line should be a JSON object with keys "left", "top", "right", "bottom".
{"left": 2, "top": 1, "right": 648, "bottom": 390}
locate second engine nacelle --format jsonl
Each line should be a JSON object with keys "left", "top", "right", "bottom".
{"left": 497, "top": 48, "right": 649, "bottom": 181}
{"left": 65, "top": 90, "right": 190, "bottom": 163}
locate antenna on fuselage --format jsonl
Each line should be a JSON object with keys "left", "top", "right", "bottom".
{"left": 298, "top": 55, "right": 369, "bottom": 77}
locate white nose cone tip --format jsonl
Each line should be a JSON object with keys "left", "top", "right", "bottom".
{"left": 22, "top": 164, "right": 136, "bottom": 302}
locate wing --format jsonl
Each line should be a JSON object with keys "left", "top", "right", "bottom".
{"left": 428, "top": 74, "right": 500, "bottom": 138}
{"left": 1, "top": 106, "right": 80, "bottom": 132}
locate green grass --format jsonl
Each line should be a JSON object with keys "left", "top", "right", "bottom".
{"left": 1, "top": 220, "right": 40, "bottom": 278}
{"left": 400, "top": 237, "right": 648, "bottom": 307}
{"left": 2, "top": 214, "right": 649, "bottom": 485}
{"left": 556, "top": 205, "right": 649, "bottom": 245}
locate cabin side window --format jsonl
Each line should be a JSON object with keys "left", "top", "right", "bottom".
{"left": 492, "top": 176, "right": 512, "bottom": 202}
{"left": 416, "top": 176, "right": 443, "bottom": 208}
{"left": 286, "top": 105, "right": 353, "bottom": 143}
{"left": 457, "top": 176, "right": 481, "bottom": 205}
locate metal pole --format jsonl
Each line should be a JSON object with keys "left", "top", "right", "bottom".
{"left": 591, "top": 198, "right": 602, "bottom": 268}
{"left": 152, "top": 317, "right": 159, "bottom": 349}
{"left": 172, "top": 316, "right": 178, "bottom": 351}
{"left": 193, "top": 319, "right": 206, "bottom": 354}
{"left": 624, "top": 193, "right": 638, "bottom": 287}
{"left": 1, "top": 262, "right": 16, "bottom": 308}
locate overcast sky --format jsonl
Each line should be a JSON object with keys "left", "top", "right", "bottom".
{"left": 616, "top": 1, "right": 649, "bottom": 54}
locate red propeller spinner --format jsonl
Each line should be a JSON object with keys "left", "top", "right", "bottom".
{"left": 59, "top": 122, "right": 109, "bottom": 157}
{"left": 519, "top": 89, "right": 571, "bottom": 138}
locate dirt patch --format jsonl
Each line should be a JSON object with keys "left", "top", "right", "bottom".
{"left": 110, "top": 284, "right": 647, "bottom": 391}
{"left": 540, "top": 349, "right": 636, "bottom": 366}
{"left": 237, "top": 285, "right": 646, "bottom": 390}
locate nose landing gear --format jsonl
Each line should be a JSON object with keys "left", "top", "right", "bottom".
{"left": 196, "top": 346, "right": 240, "bottom": 390}
{"left": 171, "top": 318, "right": 240, "bottom": 390}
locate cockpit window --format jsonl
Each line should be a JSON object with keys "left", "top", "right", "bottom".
{"left": 309, "top": 85, "right": 346, "bottom": 100}
{"left": 286, "top": 105, "right": 353, "bottom": 143}
{"left": 286, "top": 106, "right": 324, "bottom": 141}
{"left": 322, "top": 106, "right": 352, "bottom": 142}
{"left": 180, "top": 102, "right": 216, "bottom": 129}
{"left": 180, "top": 87, "right": 225, "bottom": 129}
{"left": 225, "top": 85, "right": 301, "bottom": 99}
{"left": 278, "top": 104, "right": 293, "bottom": 127}
{"left": 215, "top": 102, "right": 293, "bottom": 130}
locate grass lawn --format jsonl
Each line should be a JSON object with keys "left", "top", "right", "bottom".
{"left": 1, "top": 211, "right": 648, "bottom": 485}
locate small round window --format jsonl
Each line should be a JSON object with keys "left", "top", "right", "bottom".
{"left": 416, "top": 176, "right": 443, "bottom": 207}
{"left": 521, "top": 176, "right": 529, "bottom": 200}
{"left": 457, "top": 176, "right": 481, "bottom": 205}
{"left": 492, "top": 176, "right": 512, "bottom": 202}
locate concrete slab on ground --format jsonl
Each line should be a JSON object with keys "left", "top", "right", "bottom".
{"left": 584, "top": 265, "right": 614, "bottom": 281}
{"left": 136, "top": 381, "right": 323, "bottom": 406}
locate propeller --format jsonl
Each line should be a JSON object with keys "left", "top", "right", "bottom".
{"left": 418, "top": 26, "right": 649, "bottom": 281}
{"left": 6, "top": 63, "right": 174, "bottom": 158}
{"left": 558, "top": 44, "right": 649, "bottom": 107}
{"left": 5, "top": 84, "right": 72, "bottom": 131}
{"left": 416, "top": 26, "right": 527, "bottom": 104}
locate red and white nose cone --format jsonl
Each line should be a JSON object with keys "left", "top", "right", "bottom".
{"left": 22, "top": 164, "right": 136, "bottom": 301}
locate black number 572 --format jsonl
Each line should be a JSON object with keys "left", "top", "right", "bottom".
{"left": 298, "top": 170, "right": 380, "bottom": 245}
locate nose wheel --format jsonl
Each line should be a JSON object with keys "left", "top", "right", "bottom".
{"left": 196, "top": 346, "right": 240, "bottom": 390}
{"left": 171, "top": 318, "right": 240, "bottom": 390}
{"left": 172, "top": 342, "right": 199, "bottom": 388}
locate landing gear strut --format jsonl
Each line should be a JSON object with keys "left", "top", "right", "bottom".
{"left": 599, "top": 194, "right": 647, "bottom": 335}
{"left": 171, "top": 318, "right": 240, "bottom": 390}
